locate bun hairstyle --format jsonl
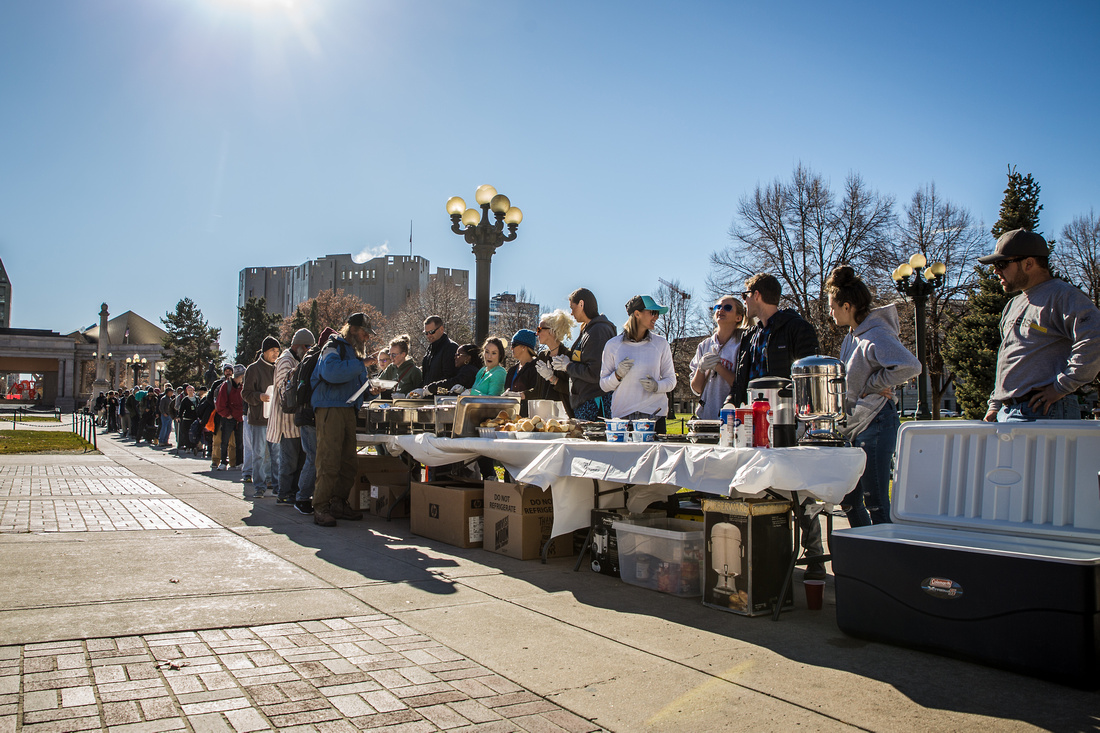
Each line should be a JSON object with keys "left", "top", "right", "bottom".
{"left": 825, "top": 266, "right": 872, "bottom": 324}
{"left": 389, "top": 334, "right": 412, "bottom": 354}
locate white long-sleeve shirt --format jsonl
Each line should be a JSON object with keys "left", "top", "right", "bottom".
{"left": 599, "top": 332, "right": 676, "bottom": 418}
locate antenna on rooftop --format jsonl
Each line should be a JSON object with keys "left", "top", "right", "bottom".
{"left": 410, "top": 220, "right": 413, "bottom": 256}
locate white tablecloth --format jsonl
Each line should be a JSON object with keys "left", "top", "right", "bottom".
{"left": 359, "top": 434, "right": 866, "bottom": 538}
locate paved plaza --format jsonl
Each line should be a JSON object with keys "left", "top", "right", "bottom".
{"left": 0, "top": 423, "right": 1095, "bottom": 732}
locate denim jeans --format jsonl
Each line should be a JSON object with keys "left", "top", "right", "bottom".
{"left": 243, "top": 422, "right": 274, "bottom": 489}
{"left": 843, "top": 401, "right": 899, "bottom": 527}
{"left": 997, "top": 394, "right": 1080, "bottom": 422}
{"left": 278, "top": 436, "right": 301, "bottom": 501}
{"left": 158, "top": 418, "right": 172, "bottom": 445}
{"left": 297, "top": 425, "right": 317, "bottom": 502}
{"left": 241, "top": 415, "right": 252, "bottom": 477}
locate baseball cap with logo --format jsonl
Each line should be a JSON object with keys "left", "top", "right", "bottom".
{"left": 977, "top": 228, "right": 1050, "bottom": 264}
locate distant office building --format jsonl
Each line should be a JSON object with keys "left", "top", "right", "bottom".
{"left": 472, "top": 292, "right": 541, "bottom": 334}
{"left": 239, "top": 255, "right": 470, "bottom": 325}
{"left": 0, "top": 257, "right": 11, "bottom": 328}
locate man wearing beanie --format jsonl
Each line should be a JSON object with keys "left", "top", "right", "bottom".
{"left": 268, "top": 328, "right": 316, "bottom": 510}
{"left": 241, "top": 336, "right": 281, "bottom": 498}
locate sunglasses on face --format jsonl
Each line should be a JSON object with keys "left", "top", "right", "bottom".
{"left": 713, "top": 303, "right": 736, "bottom": 312}
{"left": 424, "top": 326, "right": 440, "bottom": 336}
{"left": 740, "top": 290, "right": 754, "bottom": 300}
{"left": 992, "top": 257, "right": 1026, "bottom": 271}
{"left": 536, "top": 325, "right": 548, "bottom": 333}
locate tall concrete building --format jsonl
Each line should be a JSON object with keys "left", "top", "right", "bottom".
{"left": 239, "top": 254, "right": 470, "bottom": 325}
{"left": 0, "top": 257, "right": 11, "bottom": 328}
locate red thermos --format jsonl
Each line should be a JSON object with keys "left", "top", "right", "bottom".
{"left": 752, "top": 396, "right": 770, "bottom": 448}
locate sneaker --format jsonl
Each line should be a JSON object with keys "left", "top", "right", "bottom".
{"left": 313, "top": 508, "right": 336, "bottom": 527}
{"left": 294, "top": 500, "right": 314, "bottom": 515}
{"left": 328, "top": 497, "right": 363, "bottom": 521}
{"left": 242, "top": 476, "right": 253, "bottom": 483}
{"left": 804, "top": 563, "right": 827, "bottom": 580}
{"left": 253, "top": 489, "right": 266, "bottom": 498}
{"left": 210, "top": 463, "right": 218, "bottom": 471}
{"left": 275, "top": 497, "right": 293, "bottom": 506}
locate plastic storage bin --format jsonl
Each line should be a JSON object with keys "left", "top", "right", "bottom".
{"left": 613, "top": 517, "right": 705, "bottom": 597}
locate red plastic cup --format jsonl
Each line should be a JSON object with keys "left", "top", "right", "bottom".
{"left": 804, "top": 579, "right": 825, "bottom": 610}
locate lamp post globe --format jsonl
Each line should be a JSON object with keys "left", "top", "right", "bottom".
{"left": 893, "top": 255, "right": 947, "bottom": 420}
{"left": 447, "top": 185, "right": 522, "bottom": 342}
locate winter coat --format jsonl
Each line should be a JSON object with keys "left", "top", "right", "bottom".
{"left": 215, "top": 379, "right": 244, "bottom": 422}
{"left": 563, "top": 314, "right": 616, "bottom": 409}
{"left": 311, "top": 336, "right": 368, "bottom": 410}
{"left": 242, "top": 356, "right": 276, "bottom": 426}
{"left": 421, "top": 334, "right": 459, "bottom": 385}
{"left": 726, "top": 309, "right": 819, "bottom": 407}
{"left": 267, "top": 348, "right": 301, "bottom": 442}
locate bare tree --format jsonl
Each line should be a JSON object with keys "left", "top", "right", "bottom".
{"left": 709, "top": 163, "right": 895, "bottom": 355}
{"left": 281, "top": 289, "right": 386, "bottom": 357}
{"left": 385, "top": 279, "right": 474, "bottom": 362}
{"left": 651, "top": 279, "right": 708, "bottom": 421}
{"left": 887, "top": 183, "right": 987, "bottom": 418}
{"left": 1058, "top": 210, "right": 1100, "bottom": 307}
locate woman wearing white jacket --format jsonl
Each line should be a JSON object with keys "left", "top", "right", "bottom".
{"left": 600, "top": 295, "right": 677, "bottom": 432}
{"left": 826, "top": 266, "right": 921, "bottom": 526}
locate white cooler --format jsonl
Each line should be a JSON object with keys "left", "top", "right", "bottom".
{"left": 831, "top": 420, "right": 1100, "bottom": 686}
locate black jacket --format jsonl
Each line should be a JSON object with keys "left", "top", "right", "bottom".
{"left": 422, "top": 362, "right": 480, "bottom": 395}
{"left": 422, "top": 334, "right": 459, "bottom": 385}
{"left": 725, "top": 309, "right": 819, "bottom": 407}
{"left": 564, "top": 314, "right": 616, "bottom": 409}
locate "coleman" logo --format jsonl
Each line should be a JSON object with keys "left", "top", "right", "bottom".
{"left": 921, "top": 577, "right": 963, "bottom": 599}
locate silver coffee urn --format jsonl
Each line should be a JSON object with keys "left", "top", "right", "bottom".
{"left": 790, "top": 355, "right": 847, "bottom": 446}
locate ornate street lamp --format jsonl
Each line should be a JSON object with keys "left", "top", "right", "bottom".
{"left": 892, "top": 253, "right": 947, "bottom": 420}
{"left": 446, "top": 184, "right": 523, "bottom": 342}
{"left": 125, "top": 354, "right": 147, "bottom": 388}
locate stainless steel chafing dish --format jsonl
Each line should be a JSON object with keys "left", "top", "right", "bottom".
{"left": 686, "top": 419, "right": 721, "bottom": 444}
{"left": 452, "top": 395, "right": 521, "bottom": 438}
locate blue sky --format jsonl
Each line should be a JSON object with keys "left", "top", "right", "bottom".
{"left": 2, "top": 0, "right": 1098, "bottom": 346}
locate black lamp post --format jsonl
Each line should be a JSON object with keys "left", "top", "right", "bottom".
{"left": 125, "top": 354, "right": 147, "bottom": 388}
{"left": 892, "top": 253, "right": 946, "bottom": 420}
{"left": 446, "top": 185, "right": 523, "bottom": 343}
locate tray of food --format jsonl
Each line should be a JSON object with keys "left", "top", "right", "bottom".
{"left": 479, "top": 414, "right": 583, "bottom": 438}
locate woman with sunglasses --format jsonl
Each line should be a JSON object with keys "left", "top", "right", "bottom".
{"left": 689, "top": 296, "right": 746, "bottom": 419}
{"left": 533, "top": 309, "right": 576, "bottom": 415}
{"left": 599, "top": 295, "right": 677, "bottom": 432}
{"left": 826, "top": 265, "right": 921, "bottom": 526}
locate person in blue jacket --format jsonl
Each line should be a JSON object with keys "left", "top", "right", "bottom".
{"left": 310, "top": 312, "right": 375, "bottom": 527}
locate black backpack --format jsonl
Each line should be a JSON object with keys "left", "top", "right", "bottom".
{"left": 283, "top": 336, "right": 342, "bottom": 415}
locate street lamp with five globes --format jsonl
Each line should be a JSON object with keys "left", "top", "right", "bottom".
{"left": 892, "top": 253, "right": 947, "bottom": 420}
{"left": 446, "top": 185, "right": 523, "bottom": 343}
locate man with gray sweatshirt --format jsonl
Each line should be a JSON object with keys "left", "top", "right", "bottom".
{"left": 979, "top": 229, "right": 1100, "bottom": 422}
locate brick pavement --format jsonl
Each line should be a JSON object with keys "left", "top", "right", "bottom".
{"left": 0, "top": 466, "right": 216, "bottom": 533}
{"left": 2, "top": 617, "right": 602, "bottom": 733}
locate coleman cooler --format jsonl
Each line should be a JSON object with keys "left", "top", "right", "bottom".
{"left": 832, "top": 420, "right": 1100, "bottom": 686}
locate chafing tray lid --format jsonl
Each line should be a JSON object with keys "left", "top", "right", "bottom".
{"left": 453, "top": 395, "right": 521, "bottom": 437}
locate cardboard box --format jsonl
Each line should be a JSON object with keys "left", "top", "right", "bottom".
{"left": 350, "top": 455, "right": 411, "bottom": 514}
{"left": 482, "top": 482, "right": 573, "bottom": 561}
{"left": 410, "top": 481, "right": 484, "bottom": 548}
{"left": 702, "top": 498, "right": 793, "bottom": 617}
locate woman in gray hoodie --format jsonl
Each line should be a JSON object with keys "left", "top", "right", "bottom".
{"left": 826, "top": 266, "right": 922, "bottom": 526}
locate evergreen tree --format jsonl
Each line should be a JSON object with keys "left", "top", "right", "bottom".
{"left": 235, "top": 296, "right": 282, "bottom": 365}
{"left": 942, "top": 267, "right": 1006, "bottom": 417}
{"left": 161, "top": 298, "right": 223, "bottom": 389}
{"left": 308, "top": 300, "right": 319, "bottom": 338}
{"left": 943, "top": 166, "right": 1046, "bottom": 417}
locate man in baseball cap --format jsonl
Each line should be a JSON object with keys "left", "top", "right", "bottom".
{"left": 982, "top": 228, "right": 1100, "bottom": 421}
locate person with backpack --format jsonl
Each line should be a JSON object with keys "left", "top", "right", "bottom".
{"left": 267, "top": 328, "right": 315, "bottom": 509}
{"left": 215, "top": 365, "right": 246, "bottom": 474}
{"left": 311, "top": 313, "right": 374, "bottom": 527}
{"left": 291, "top": 326, "right": 337, "bottom": 515}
